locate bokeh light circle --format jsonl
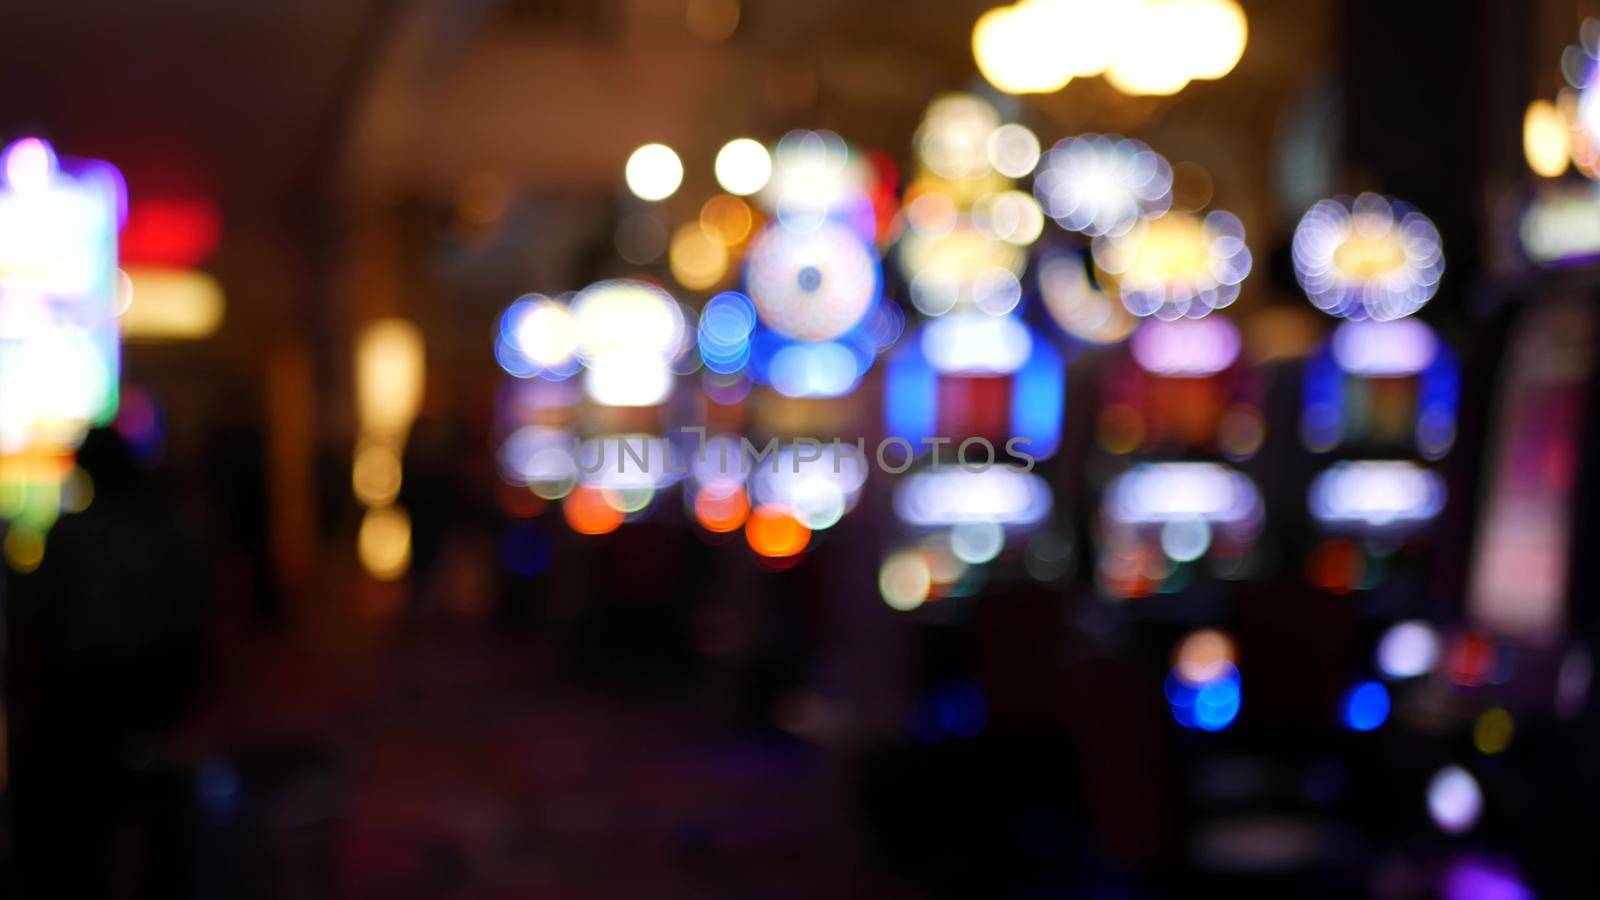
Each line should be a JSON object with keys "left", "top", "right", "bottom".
{"left": 625, "top": 143, "right": 684, "bottom": 201}
{"left": 746, "top": 504, "right": 812, "bottom": 557}
{"left": 1034, "top": 134, "right": 1173, "bottom": 237}
{"left": 1093, "top": 209, "right": 1252, "bottom": 319}
{"left": 1292, "top": 193, "right": 1444, "bottom": 321}
{"left": 745, "top": 220, "right": 879, "bottom": 341}
{"left": 715, "top": 138, "right": 773, "bottom": 196}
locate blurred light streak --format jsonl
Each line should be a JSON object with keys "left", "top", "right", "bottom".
{"left": 766, "top": 340, "right": 861, "bottom": 397}
{"left": 1329, "top": 318, "right": 1436, "bottom": 376}
{"left": 119, "top": 266, "right": 225, "bottom": 339}
{"left": 893, "top": 467, "right": 1052, "bottom": 527}
{"left": 1130, "top": 316, "right": 1241, "bottom": 375}
{"left": 920, "top": 313, "right": 1032, "bottom": 375}
{"left": 1308, "top": 461, "right": 1445, "bottom": 530}
{"left": 120, "top": 197, "right": 221, "bottom": 267}
{"left": 1106, "top": 463, "right": 1258, "bottom": 526}
{"left": 1519, "top": 181, "right": 1600, "bottom": 265}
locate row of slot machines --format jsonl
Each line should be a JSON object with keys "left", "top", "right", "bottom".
{"left": 482, "top": 267, "right": 1599, "bottom": 896}
{"left": 479, "top": 121, "right": 1600, "bottom": 896}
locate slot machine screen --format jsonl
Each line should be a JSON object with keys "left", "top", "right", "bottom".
{"left": 1467, "top": 297, "right": 1597, "bottom": 644}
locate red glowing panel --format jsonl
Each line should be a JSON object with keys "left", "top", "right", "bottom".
{"left": 120, "top": 197, "right": 221, "bottom": 267}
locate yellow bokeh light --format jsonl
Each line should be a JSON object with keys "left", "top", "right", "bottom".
{"left": 358, "top": 503, "right": 412, "bottom": 581}
{"left": 1474, "top": 707, "right": 1515, "bottom": 755}
{"left": 879, "top": 549, "right": 932, "bottom": 611}
{"left": 972, "top": 0, "right": 1245, "bottom": 98}
{"left": 699, "top": 194, "right": 754, "bottom": 246}
{"left": 972, "top": 3, "right": 1073, "bottom": 95}
{"left": 1524, "top": 99, "right": 1571, "bottom": 178}
{"left": 352, "top": 440, "right": 404, "bottom": 507}
{"left": 1099, "top": 212, "right": 1210, "bottom": 281}
{"left": 669, "top": 222, "right": 729, "bottom": 291}
{"left": 120, "top": 267, "right": 226, "bottom": 340}
{"left": 355, "top": 319, "right": 425, "bottom": 440}
{"left": 1331, "top": 232, "right": 1409, "bottom": 280}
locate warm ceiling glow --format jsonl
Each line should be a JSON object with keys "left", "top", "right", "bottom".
{"left": 972, "top": 0, "right": 1247, "bottom": 97}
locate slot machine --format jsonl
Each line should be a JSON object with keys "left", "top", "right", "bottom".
{"left": 876, "top": 95, "right": 1066, "bottom": 620}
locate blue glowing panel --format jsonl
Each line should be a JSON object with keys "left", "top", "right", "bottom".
{"left": 1011, "top": 333, "right": 1064, "bottom": 459}
{"left": 885, "top": 339, "right": 938, "bottom": 446}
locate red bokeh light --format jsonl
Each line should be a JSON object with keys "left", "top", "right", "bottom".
{"left": 121, "top": 197, "right": 221, "bottom": 267}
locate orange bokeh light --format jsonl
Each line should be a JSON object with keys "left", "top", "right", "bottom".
{"left": 745, "top": 504, "right": 810, "bottom": 557}
{"left": 695, "top": 486, "right": 750, "bottom": 533}
{"left": 563, "top": 484, "right": 624, "bottom": 535}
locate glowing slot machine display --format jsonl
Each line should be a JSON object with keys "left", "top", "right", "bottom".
{"left": 877, "top": 98, "right": 1068, "bottom": 607}
{"left": 1290, "top": 193, "right": 1454, "bottom": 601}
{"left": 493, "top": 279, "right": 696, "bottom": 541}
{"left": 0, "top": 137, "right": 125, "bottom": 570}
{"left": 1088, "top": 235, "right": 1262, "bottom": 594}
{"left": 726, "top": 129, "right": 900, "bottom": 561}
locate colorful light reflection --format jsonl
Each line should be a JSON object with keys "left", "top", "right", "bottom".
{"left": 1292, "top": 193, "right": 1444, "bottom": 322}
